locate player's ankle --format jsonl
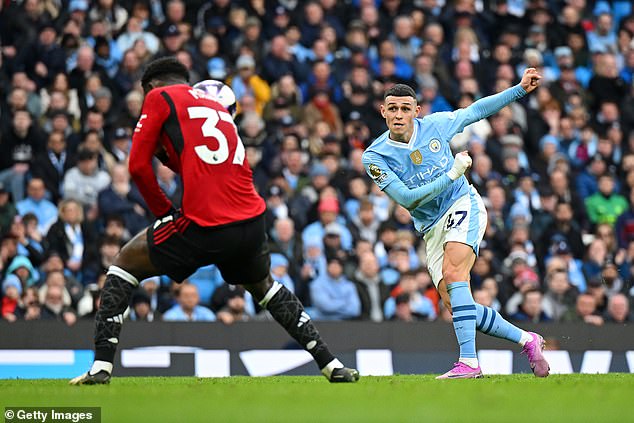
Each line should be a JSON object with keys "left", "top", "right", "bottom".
{"left": 89, "top": 360, "right": 113, "bottom": 376}
{"left": 459, "top": 357, "right": 479, "bottom": 368}
{"left": 320, "top": 358, "right": 344, "bottom": 379}
{"left": 518, "top": 331, "right": 533, "bottom": 347}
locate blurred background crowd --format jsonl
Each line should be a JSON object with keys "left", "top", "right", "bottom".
{"left": 0, "top": 0, "right": 633, "bottom": 326}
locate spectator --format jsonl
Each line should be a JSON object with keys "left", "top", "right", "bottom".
{"left": 538, "top": 202, "right": 585, "bottom": 261}
{"left": 16, "top": 178, "right": 58, "bottom": 235}
{"left": 385, "top": 270, "right": 436, "bottom": 321}
{"left": 583, "top": 238, "right": 609, "bottom": 281}
{"left": 353, "top": 251, "right": 390, "bottom": 322}
{"left": 548, "top": 239, "right": 587, "bottom": 293}
{"left": 97, "top": 211, "right": 126, "bottom": 242}
{"left": 38, "top": 270, "right": 74, "bottom": 309}
{"left": 504, "top": 266, "right": 541, "bottom": 316}
{"left": 268, "top": 217, "right": 303, "bottom": 283}
{"left": 0, "top": 110, "right": 44, "bottom": 202}
{"left": 128, "top": 290, "right": 158, "bottom": 322}
{"left": 587, "top": 9, "right": 617, "bottom": 55}
{"left": 541, "top": 270, "right": 578, "bottom": 321}
{"left": 88, "top": 0, "right": 128, "bottom": 34}
{"left": 15, "top": 286, "right": 42, "bottom": 321}
{"left": 585, "top": 173, "right": 628, "bottom": 227}
{"left": 46, "top": 199, "right": 99, "bottom": 283}
{"left": 40, "top": 254, "right": 83, "bottom": 307}
{"left": 322, "top": 224, "right": 350, "bottom": 266}
{"left": 549, "top": 169, "right": 587, "bottom": 227}
{"left": 2, "top": 274, "right": 22, "bottom": 322}
{"left": 596, "top": 222, "right": 619, "bottom": 254}
{"left": 604, "top": 293, "right": 632, "bottom": 323}
{"left": 300, "top": 60, "right": 341, "bottom": 105}
{"left": 213, "top": 284, "right": 251, "bottom": 325}
{"left": 31, "top": 130, "right": 77, "bottom": 204}
{"left": 10, "top": 214, "right": 45, "bottom": 268}
{"left": 576, "top": 154, "right": 607, "bottom": 200}
{"left": 163, "top": 283, "right": 216, "bottom": 322}
{"left": 350, "top": 198, "right": 380, "bottom": 245}
{"left": 114, "top": 49, "right": 144, "bottom": 96}
{"left": 511, "top": 289, "right": 552, "bottom": 323}
{"left": 116, "top": 90, "right": 143, "bottom": 131}
{"left": 138, "top": 277, "right": 173, "bottom": 315}
{"left": 97, "top": 235, "right": 122, "bottom": 277}
{"left": 230, "top": 54, "right": 271, "bottom": 116}
{"left": 302, "top": 88, "right": 344, "bottom": 140}
{"left": 600, "top": 258, "right": 626, "bottom": 298}
{"left": 39, "top": 284, "right": 77, "bottom": 325}
{"left": 470, "top": 154, "right": 501, "bottom": 195}
{"left": 109, "top": 127, "right": 132, "bottom": 163}
{"left": 309, "top": 256, "right": 361, "bottom": 320}
{"left": 418, "top": 74, "right": 452, "bottom": 113}
{"left": 63, "top": 148, "right": 112, "bottom": 211}
{"left": 388, "top": 15, "right": 422, "bottom": 67}
{"left": 262, "top": 35, "right": 304, "bottom": 83}
{"left": 563, "top": 293, "right": 604, "bottom": 326}
{"left": 588, "top": 53, "right": 627, "bottom": 110}
{"left": 302, "top": 197, "right": 353, "bottom": 252}
{"left": 116, "top": 16, "right": 160, "bottom": 55}
{"left": 97, "top": 163, "right": 148, "bottom": 235}
{"left": 27, "top": 22, "right": 66, "bottom": 90}
{"left": 270, "top": 253, "right": 295, "bottom": 294}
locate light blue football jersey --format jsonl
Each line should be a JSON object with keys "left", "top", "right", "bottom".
{"left": 363, "top": 111, "right": 475, "bottom": 234}
{"left": 363, "top": 84, "right": 527, "bottom": 234}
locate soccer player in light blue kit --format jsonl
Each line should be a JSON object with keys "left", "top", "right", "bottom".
{"left": 362, "top": 68, "right": 550, "bottom": 379}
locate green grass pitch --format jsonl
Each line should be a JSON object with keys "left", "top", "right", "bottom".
{"left": 1, "top": 374, "right": 633, "bottom": 422}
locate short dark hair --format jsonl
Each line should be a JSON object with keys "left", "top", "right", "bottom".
{"left": 384, "top": 84, "right": 417, "bottom": 101}
{"left": 141, "top": 56, "right": 189, "bottom": 92}
{"left": 599, "top": 171, "right": 614, "bottom": 180}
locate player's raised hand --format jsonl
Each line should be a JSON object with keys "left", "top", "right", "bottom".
{"left": 447, "top": 151, "right": 472, "bottom": 180}
{"left": 520, "top": 67, "right": 542, "bottom": 94}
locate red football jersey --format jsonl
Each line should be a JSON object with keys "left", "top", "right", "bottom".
{"left": 129, "top": 84, "right": 265, "bottom": 227}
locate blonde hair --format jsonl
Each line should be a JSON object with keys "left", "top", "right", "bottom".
{"left": 58, "top": 199, "right": 84, "bottom": 223}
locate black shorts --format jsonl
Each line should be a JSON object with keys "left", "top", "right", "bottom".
{"left": 147, "top": 211, "right": 270, "bottom": 284}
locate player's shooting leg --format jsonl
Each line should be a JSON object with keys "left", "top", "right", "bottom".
{"left": 245, "top": 276, "right": 359, "bottom": 382}
{"left": 438, "top": 244, "right": 531, "bottom": 346}
{"left": 442, "top": 242, "right": 479, "bottom": 367}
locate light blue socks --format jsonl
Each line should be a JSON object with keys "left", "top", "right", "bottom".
{"left": 475, "top": 303, "right": 522, "bottom": 343}
{"left": 448, "top": 282, "right": 477, "bottom": 360}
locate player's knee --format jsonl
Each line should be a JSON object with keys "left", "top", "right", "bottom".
{"left": 244, "top": 276, "right": 274, "bottom": 301}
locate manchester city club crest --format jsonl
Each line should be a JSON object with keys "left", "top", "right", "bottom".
{"left": 429, "top": 139, "right": 441, "bottom": 153}
{"left": 410, "top": 149, "right": 423, "bottom": 165}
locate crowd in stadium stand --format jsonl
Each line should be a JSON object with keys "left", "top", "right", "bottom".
{"left": 0, "top": 0, "right": 633, "bottom": 325}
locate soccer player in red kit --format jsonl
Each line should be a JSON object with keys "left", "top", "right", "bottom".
{"left": 70, "top": 57, "right": 359, "bottom": 384}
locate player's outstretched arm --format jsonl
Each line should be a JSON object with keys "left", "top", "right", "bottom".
{"left": 383, "top": 152, "right": 472, "bottom": 210}
{"left": 450, "top": 68, "right": 542, "bottom": 134}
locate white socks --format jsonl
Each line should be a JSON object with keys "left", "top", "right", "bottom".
{"left": 90, "top": 360, "right": 113, "bottom": 375}
{"left": 320, "top": 358, "right": 344, "bottom": 379}
{"left": 459, "top": 357, "right": 479, "bottom": 368}
{"left": 518, "top": 331, "right": 533, "bottom": 347}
